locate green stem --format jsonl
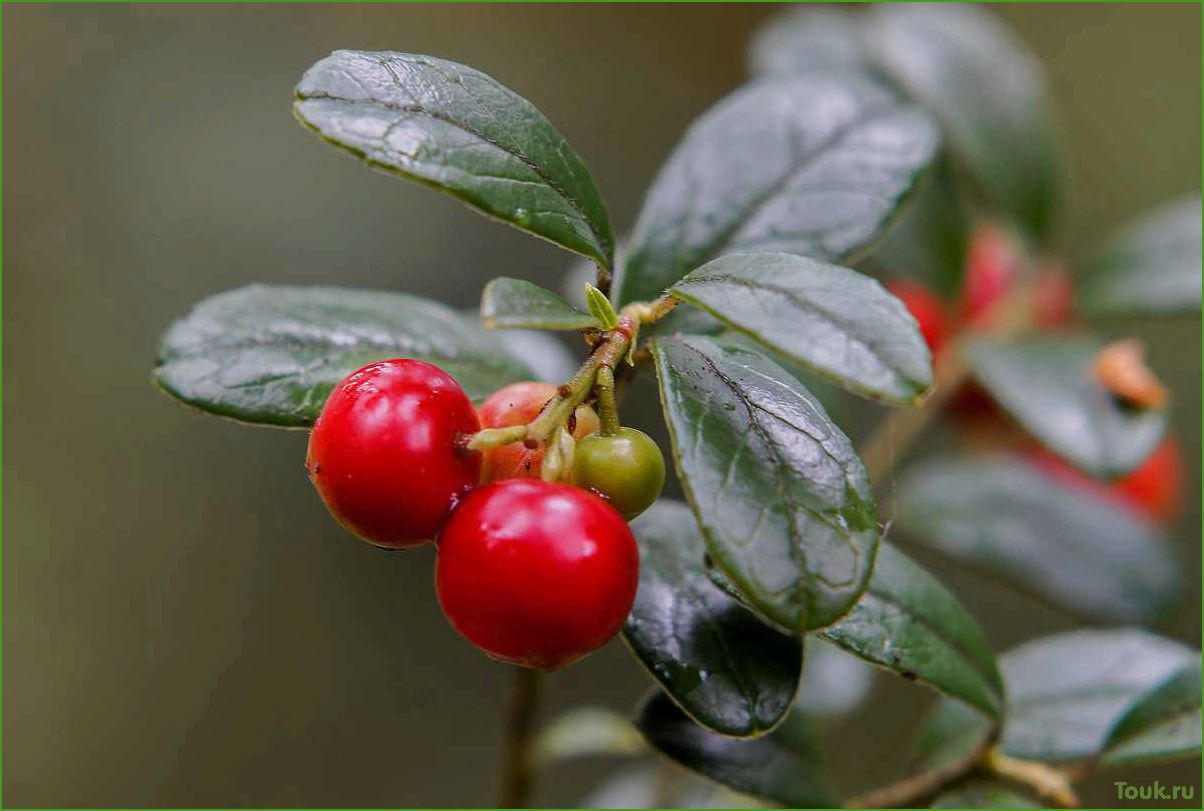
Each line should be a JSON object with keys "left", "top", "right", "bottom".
{"left": 498, "top": 667, "right": 543, "bottom": 808}
{"left": 594, "top": 365, "right": 621, "bottom": 436}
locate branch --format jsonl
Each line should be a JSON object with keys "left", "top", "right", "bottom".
{"left": 845, "top": 733, "right": 993, "bottom": 808}
{"left": 497, "top": 667, "right": 543, "bottom": 808}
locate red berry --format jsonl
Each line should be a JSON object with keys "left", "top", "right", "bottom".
{"left": 1033, "top": 262, "right": 1075, "bottom": 329}
{"left": 887, "top": 279, "right": 949, "bottom": 355}
{"left": 1112, "top": 439, "right": 1184, "bottom": 523}
{"left": 961, "top": 223, "right": 1022, "bottom": 327}
{"left": 477, "top": 382, "right": 600, "bottom": 482}
{"left": 1029, "top": 438, "right": 1184, "bottom": 523}
{"left": 435, "top": 479, "right": 639, "bottom": 670}
{"left": 306, "top": 359, "right": 480, "bottom": 548}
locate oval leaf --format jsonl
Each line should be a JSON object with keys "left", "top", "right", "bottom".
{"left": 930, "top": 781, "right": 1041, "bottom": 809}
{"left": 1102, "top": 660, "right": 1202, "bottom": 767}
{"left": 480, "top": 277, "right": 600, "bottom": 331}
{"left": 866, "top": 4, "right": 1062, "bottom": 242}
{"left": 819, "top": 543, "right": 1004, "bottom": 718}
{"left": 964, "top": 337, "right": 1168, "bottom": 478}
{"left": 624, "top": 500, "right": 803, "bottom": 738}
{"left": 1078, "top": 195, "right": 1203, "bottom": 318}
{"left": 896, "top": 455, "right": 1179, "bottom": 625}
{"left": 671, "top": 252, "right": 933, "bottom": 404}
{"left": 920, "top": 630, "right": 1197, "bottom": 765}
{"left": 651, "top": 335, "right": 878, "bottom": 633}
{"left": 748, "top": 6, "right": 870, "bottom": 76}
{"left": 635, "top": 691, "right": 838, "bottom": 808}
{"left": 295, "top": 51, "right": 614, "bottom": 269}
{"left": 155, "top": 285, "right": 534, "bottom": 427}
{"left": 617, "top": 74, "right": 938, "bottom": 305}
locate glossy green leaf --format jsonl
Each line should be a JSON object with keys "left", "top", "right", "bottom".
{"left": 294, "top": 50, "right": 614, "bottom": 269}
{"left": 489, "top": 327, "right": 579, "bottom": 385}
{"left": 866, "top": 4, "right": 1062, "bottom": 242}
{"left": 1102, "top": 660, "right": 1202, "bottom": 766}
{"left": 1078, "top": 195, "right": 1203, "bottom": 317}
{"left": 930, "top": 781, "right": 1041, "bottom": 809}
{"left": 863, "top": 159, "right": 970, "bottom": 299}
{"left": 585, "top": 284, "right": 620, "bottom": 330}
{"left": 819, "top": 544, "right": 1004, "bottom": 718}
{"left": 154, "top": 285, "right": 534, "bottom": 427}
{"left": 748, "top": 6, "right": 870, "bottom": 76}
{"left": 617, "top": 74, "right": 938, "bottom": 305}
{"left": 651, "top": 336, "right": 878, "bottom": 634}
{"left": 964, "top": 337, "right": 1168, "bottom": 478}
{"left": 635, "top": 691, "right": 838, "bottom": 807}
{"left": 671, "top": 252, "right": 933, "bottom": 404}
{"left": 623, "top": 501, "right": 803, "bottom": 738}
{"left": 921, "top": 630, "right": 1197, "bottom": 764}
{"left": 480, "top": 277, "right": 600, "bottom": 331}
{"left": 897, "top": 456, "right": 1179, "bottom": 625}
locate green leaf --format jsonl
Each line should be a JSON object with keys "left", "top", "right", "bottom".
{"left": 819, "top": 544, "right": 1004, "bottom": 718}
{"left": 585, "top": 284, "right": 620, "bottom": 330}
{"left": 623, "top": 501, "right": 803, "bottom": 738}
{"left": 964, "top": 337, "right": 1168, "bottom": 478}
{"left": 1102, "top": 660, "right": 1202, "bottom": 767}
{"left": 617, "top": 74, "right": 938, "bottom": 305}
{"left": 930, "top": 781, "right": 1042, "bottom": 809}
{"left": 489, "top": 327, "right": 579, "bottom": 385}
{"left": 1078, "top": 195, "right": 1203, "bottom": 318}
{"left": 634, "top": 691, "right": 838, "bottom": 807}
{"left": 294, "top": 50, "right": 614, "bottom": 269}
{"left": 862, "top": 159, "right": 970, "bottom": 299}
{"left": 480, "top": 277, "right": 600, "bottom": 331}
{"left": 650, "top": 335, "right": 878, "bottom": 633}
{"left": 670, "top": 252, "right": 933, "bottom": 404}
{"left": 896, "top": 456, "right": 1179, "bottom": 625}
{"left": 866, "top": 4, "right": 1062, "bottom": 242}
{"left": 748, "top": 6, "right": 870, "bottom": 76}
{"left": 154, "top": 285, "right": 534, "bottom": 427}
{"left": 922, "top": 630, "right": 1198, "bottom": 764}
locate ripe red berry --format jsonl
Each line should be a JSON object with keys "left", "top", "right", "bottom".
{"left": 961, "top": 223, "right": 1022, "bottom": 327}
{"left": 477, "top": 382, "right": 600, "bottom": 482}
{"left": 435, "top": 479, "right": 639, "bottom": 670}
{"left": 306, "top": 359, "right": 480, "bottom": 548}
{"left": 1029, "top": 438, "right": 1184, "bottom": 523}
{"left": 1033, "top": 261, "right": 1075, "bottom": 329}
{"left": 887, "top": 279, "right": 949, "bottom": 355}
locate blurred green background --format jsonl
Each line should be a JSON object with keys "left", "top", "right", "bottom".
{"left": 4, "top": 3, "right": 1200, "bottom": 807}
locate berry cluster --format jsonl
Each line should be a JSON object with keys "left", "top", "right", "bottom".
{"left": 889, "top": 224, "right": 1182, "bottom": 524}
{"left": 305, "top": 358, "right": 666, "bottom": 670}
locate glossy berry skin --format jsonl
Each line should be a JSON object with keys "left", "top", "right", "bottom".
{"left": 435, "top": 479, "right": 639, "bottom": 670}
{"left": 477, "top": 382, "right": 599, "bottom": 482}
{"left": 887, "top": 279, "right": 949, "bottom": 355}
{"left": 306, "top": 359, "right": 480, "bottom": 548}
{"left": 572, "top": 427, "right": 666, "bottom": 520}
{"left": 1030, "top": 439, "right": 1184, "bottom": 523}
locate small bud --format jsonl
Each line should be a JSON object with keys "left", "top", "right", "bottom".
{"left": 1093, "top": 339, "right": 1168, "bottom": 410}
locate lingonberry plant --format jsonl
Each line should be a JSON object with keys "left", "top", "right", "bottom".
{"left": 153, "top": 5, "right": 1200, "bottom": 808}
